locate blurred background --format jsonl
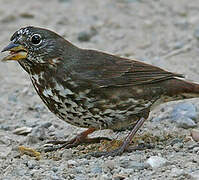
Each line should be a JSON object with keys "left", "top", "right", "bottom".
{"left": 1, "top": 0, "right": 199, "bottom": 179}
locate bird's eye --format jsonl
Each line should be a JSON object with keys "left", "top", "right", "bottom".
{"left": 31, "top": 34, "right": 42, "bottom": 45}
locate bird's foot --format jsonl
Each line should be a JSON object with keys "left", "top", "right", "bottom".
{"left": 85, "top": 117, "right": 149, "bottom": 157}
{"left": 44, "top": 136, "right": 111, "bottom": 152}
{"left": 44, "top": 128, "right": 111, "bottom": 152}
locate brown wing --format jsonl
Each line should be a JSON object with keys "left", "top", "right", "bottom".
{"left": 72, "top": 49, "right": 184, "bottom": 87}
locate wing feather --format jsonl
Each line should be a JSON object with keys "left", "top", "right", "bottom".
{"left": 71, "top": 49, "right": 184, "bottom": 87}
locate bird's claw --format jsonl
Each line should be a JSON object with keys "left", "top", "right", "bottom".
{"left": 44, "top": 136, "right": 112, "bottom": 153}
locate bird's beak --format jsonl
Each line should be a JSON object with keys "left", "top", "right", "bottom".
{"left": 1, "top": 43, "right": 28, "bottom": 61}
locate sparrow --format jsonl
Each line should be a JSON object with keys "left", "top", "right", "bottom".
{"left": 2, "top": 26, "right": 199, "bottom": 157}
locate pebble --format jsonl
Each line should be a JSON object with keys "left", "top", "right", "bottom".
{"left": 173, "top": 41, "right": 184, "bottom": 49}
{"left": 194, "top": 27, "right": 199, "bottom": 40}
{"left": 27, "top": 135, "right": 40, "bottom": 144}
{"left": 0, "top": 145, "right": 11, "bottom": 158}
{"left": 119, "top": 157, "right": 148, "bottom": 170}
{"left": 26, "top": 160, "right": 37, "bottom": 169}
{"left": 170, "top": 138, "right": 183, "bottom": 146}
{"left": 52, "top": 167, "right": 58, "bottom": 173}
{"left": 13, "top": 127, "right": 32, "bottom": 135}
{"left": 41, "top": 122, "right": 52, "bottom": 129}
{"left": 119, "top": 158, "right": 130, "bottom": 168}
{"left": 146, "top": 156, "right": 169, "bottom": 169}
{"left": 171, "top": 103, "right": 197, "bottom": 120}
{"left": 0, "top": 135, "right": 11, "bottom": 145}
{"left": 171, "top": 103, "right": 197, "bottom": 129}
{"left": 67, "top": 159, "right": 78, "bottom": 166}
{"left": 75, "top": 175, "right": 88, "bottom": 180}
{"left": 170, "top": 168, "right": 184, "bottom": 177}
{"left": 193, "top": 147, "right": 199, "bottom": 153}
{"left": 8, "top": 94, "right": 17, "bottom": 103}
{"left": 61, "top": 149, "right": 74, "bottom": 160}
{"left": 174, "top": 116, "right": 197, "bottom": 129}
{"left": 77, "top": 27, "right": 97, "bottom": 42}
{"left": 188, "top": 170, "right": 199, "bottom": 180}
{"left": 19, "top": 12, "right": 34, "bottom": 19}
{"left": 113, "top": 174, "right": 128, "bottom": 180}
{"left": 98, "top": 174, "right": 112, "bottom": 180}
{"left": 128, "top": 162, "right": 149, "bottom": 170}
{"left": 173, "top": 142, "right": 184, "bottom": 151}
{"left": 0, "top": 124, "right": 10, "bottom": 131}
{"left": 90, "top": 164, "right": 102, "bottom": 174}
{"left": 30, "top": 126, "right": 46, "bottom": 141}
{"left": 50, "top": 174, "right": 61, "bottom": 180}
{"left": 103, "top": 160, "right": 115, "bottom": 170}
{"left": 191, "top": 129, "right": 199, "bottom": 142}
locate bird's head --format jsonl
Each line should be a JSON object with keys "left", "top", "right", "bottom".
{"left": 1, "top": 26, "right": 68, "bottom": 64}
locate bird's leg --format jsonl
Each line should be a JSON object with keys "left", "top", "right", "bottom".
{"left": 89, "top": 117, "right": 146, "bottom": 157}
{"left": 44, "top": 128, "right": 111, "bottom": 152}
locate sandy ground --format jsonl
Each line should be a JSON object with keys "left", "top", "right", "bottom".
{"left": 1, "top": 0, "right": 199, "bottom": 179}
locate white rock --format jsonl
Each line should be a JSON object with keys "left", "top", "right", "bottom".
{"left": 67, "top": 159, "right": 78, "bottom": 166}
{"left": 13, "top": 127, "right": 32, "bottom": 135}
{"left": 146, "top": 156, "right": 168, "bottom": 169}
{"left": 189, "top": 170, "right": 199, "bottom": 180}
{"left": 170, "top": 167, "right": 184, "bottom": 177}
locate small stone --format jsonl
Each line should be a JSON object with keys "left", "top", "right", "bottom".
{"left": 170, "top": 168, "right": 184, "bottom": 177}
{"left": 90, "top": 164, "right": 102, "bottom": 174}
{"left": 0, "top": 124, "right": 10, "bottom": 131}
{"left": 175, "top": 117, "right": 196, "bottom": 129}
{"left": 191, "top": 129, "right": 199, "bottom": 142}
{"left": 13, "top": 127, "right": 32, "bottom": 135}
{"left": 146, "top": 156, "right": 168, "bottom": 169}
{"left": 77, "top": 27, "right": 97, "bottom": 42}
{"left": 194, "top": 27, "right": 199, "bottom": 40}
{"left": 173, "top": 142, "right": 184, "bottom": 151}
{"left": 50, "top": 174, "right": 60, "bottom": 180}
{"left": 78, "top": 31, "right": 92, "bottom": 42}
{"left": 170, "top": 103, "right": 197, "bottom": 128}
{"left": 0, "top": 145, "right": 11, "bottom": 158}
{"left": 171, "top": 103, "right": 197, "bottom": 120}
{"left": 193, "top": 147, "right": 199, "bottom": 153}
{"left": 61, "top": 149, "right": 74, "bottom": 160}
{"left": 188, "top": 170, "right": 199, "bottom": 180}
{"left": 99, "top": 174, "right": 112, "bottom": 180}
{"left": 41, "top": 122, "right": 52, "bottom": 128}
{"left": 0, "top": 135, "right": 11, "bottom": 145}
{"left": 20, "top": 13, "right": 34, "bottom": 19}
{"left": 26, "top": 159, "right": 37, "bottom": 169}
{"left": 113, "top": 174, "right": 128, "bottom": 180}
{"left": 103, "top": 160, "right": 115, "bottom": 170}
{"left": 30, "top": 126, "right": 46, "bottom": 141}
{"left": 8, "top": 94, "right": 17, "bottom": 102}
{"left": 74, "top": 175, "right": 88, "bottom": 180}
{"left": 128, "top": 162, "right": 149, "bottom": 170}
{"left": 27, "top": 135, "right": 40, "bottom": 144}
{"left": 170, "top": 138, "right": 183, "bottom": 146}
{"left": 174, "top": 19, "right": 189, "bottom": 29}
{"left": 67, "top": 159, "right": 78, "bottom": 167}
{"left": 119, "top": 158, "right": 130, "bottom": 168}
{"left": 173, "top": 41, "right": 184, "bottom": 49}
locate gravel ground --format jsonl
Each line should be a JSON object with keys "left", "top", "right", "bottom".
{"left": 1, "top": 0, "right": 199, "bottom": 179}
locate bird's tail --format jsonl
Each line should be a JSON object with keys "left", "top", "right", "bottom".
{"left": 166, "top": 78, "right": 199, "bottom": 99}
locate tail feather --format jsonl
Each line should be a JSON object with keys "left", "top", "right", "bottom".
{"left": 166, "top": 78, "right": 199, "bottom": 98}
